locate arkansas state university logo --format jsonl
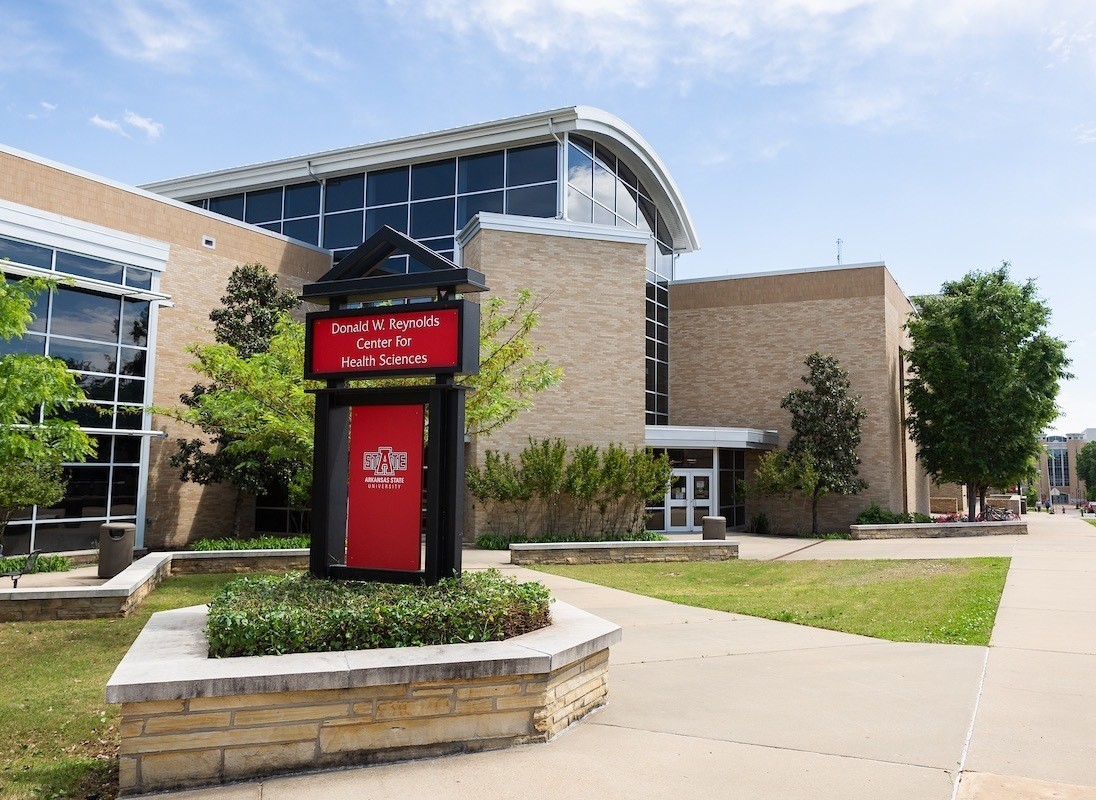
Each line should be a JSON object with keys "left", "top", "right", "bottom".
{"left": 362, "top": 446, "right": 408, "bottom": 487}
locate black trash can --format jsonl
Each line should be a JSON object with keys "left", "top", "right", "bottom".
{"left": 98, "top": 523, "right": 136, "bottom": 579}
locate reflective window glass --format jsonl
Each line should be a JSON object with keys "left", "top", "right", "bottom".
{"left": 284, "top": 182, "right": 321, "bottom": 218}
{"left": 325, "top": 174, "right": 365, "bottom": 213}
{"left": 617, "top": 159, "right": 638, "bottom": 189}
{"left": 367, "top": 167, "right": 409, "bottom": 206}
{"left": 111, "top": 466, "right": 140, "bottom": 515}
{"left": 411, "top": 159, "right": 455, "bottom": 200}
{"left": 26, "top": 285, "right": 48, "bottom": 332}
{"left": 506, "top": 143, "right": 557, "bottom": 186}
{"left": 593, "top": 203, "right": 616, "bottom": 226}
{"left": 58, "top": 403, "right": 110, "bottom": 428}
{"left": 87, "top": 434, "right": 112, "bottom": 464}
{"left": 410, "top": 198, "right": 455, "bottom": 239}
{"left": 117, "top": 378, "right": 145, "bottom": 403}
{"left": 569, "top": 134, "right": 594, "bottom": 157}
{"left": 124, "top": 267, "right": 153, "bottom": 290}
{"left": 78, "top": 374, "right": 116, "bottom": 402}
{"left": 0, "top": 333, "right": 45, "bottom": 356}
{"left": 122, "top": 299, "right": 149, "bottom": 346}
{"left": 49, "top": 339, "right": 116, "bottom": 373}
{"left": 49, "top": 466, "right": 110, "bottom": 517}
{"left": 458, "top": 151, "right": 505, "bottom": 193}
{"left": 657, "top": 212, "right": 672, "bottom": 246}
{"left": 323, "top": 211, "right": 364, "bottom": 249}
{"left": 617, "top": 183, "right": 638, "bottom": 226}
{"left": 0, "top": 236, "right": 52, "bottom": 269}
{"left": 116, "top": 407, "right": 144, "bottom": 430}
{"left": 456, "top": 191, "right": 503, "bottom": 228}
{"left": 209, "top": 194, "right": 245, "bottom": 220}
{"left": 593, "top": 157, "right": 615, "bottom": 209}
{"left": 114, "top": 436, "right": 141, "bottom": 463}
{"left": 245, "top": 187, "right": 283, "bottom": 223}
{"left": 506, "top": 184, "right": 556, "bottom": 218}
{"left": 258, "top": 222, "right": 281, "bottom": 234}
{"left": 282, "top": 216, "right": 319, "bottom": 245}
{"left": 638, "top": 195, "right": 656, "bottom": 234}
{"left": 366, "top": 205, "right": 408, "bottom": 237}
{"left": 119, "top": 347, "right": 146, "bottom": 377}
{"left": 424, "top": 237, "right": 455, "bottom": 253}
{"left": 51, "top": 287, "right": 120, "bottom": 343}
{"left": 55, "top": 252, "right": 124, "bottom": 284}
{"left": 567, "top": 189, "right": 592, "bottom": 223}
{"left": 567, "top": 144, "right": 593, "bottom": 196}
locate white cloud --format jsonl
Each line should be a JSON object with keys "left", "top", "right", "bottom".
{"left": 85, "top": 0, "right": 215, "bottom": 69}
{"left": 90, "top": 115, "right": 130, "bottom": 137}
{"left": 1075, "top": 124, "right": 1096, "bottom": 144}
{"left": 40, "top": 101, "right": 57, "bottom": 111}
{"left": 124, "top": 110, "right": 164, "bottom": 139}
{"left": 246, "top": 0, "right": 345, "bottom": 81}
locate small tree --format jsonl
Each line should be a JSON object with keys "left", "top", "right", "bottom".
{"left": 169, "top": 264, "right": 302, "bottom": 535}
{"left": 776, "top": 352, "right": 868, "bottom": 534}
{"left": 1078, "top": 441, "right": 1096, "bottom": 502}
{"left": 0, "top": 274, "right": 94, "bottom": 553}
{"left": 905, "top": 265, "right": 1071, "bottom": 522}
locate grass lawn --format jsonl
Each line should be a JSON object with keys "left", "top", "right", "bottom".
{"left": 1086, "top": 519, "right": 1096, "bottom": 528}
{"left": 0, "top": 573, "right": 269, "bottom": 800}
{"left": 535, "top": 558, "right": 1010, "bottom": 646}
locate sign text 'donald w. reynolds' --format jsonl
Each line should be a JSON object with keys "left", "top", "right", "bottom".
{"left": 308, "top": 307, "right": 460, "bottom": 377}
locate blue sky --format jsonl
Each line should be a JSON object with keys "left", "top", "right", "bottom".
{"left": 4, "top": 0, "right": 1094, "bottom": 433}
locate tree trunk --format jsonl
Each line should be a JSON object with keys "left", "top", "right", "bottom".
{"left": 811, "top": 491, "right": 820, "bottom": 535}
{"left": 978, "top": 484, "right": 988, "bottom": 519}
{"left": 966, "top": 481, "right": 978, "bottom": 523}
{"left": 232, "top": 489, "right": 242, "bottom": 538}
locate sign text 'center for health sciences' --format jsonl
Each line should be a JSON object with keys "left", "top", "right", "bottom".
{"left": 308, "top": 307, "right": 461, "bottom": 377}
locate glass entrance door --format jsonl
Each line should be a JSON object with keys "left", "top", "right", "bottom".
{"left": 666, "top": 469, "right": 713, "bottom": 532}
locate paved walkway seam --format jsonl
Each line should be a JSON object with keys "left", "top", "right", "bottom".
{"left": 951, "top": 647, "right": 991, "bottom": 800}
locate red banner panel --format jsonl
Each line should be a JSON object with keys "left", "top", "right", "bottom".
{"left": 346, "top": 404, "right": 424, "bottom": 571}
{"left": 309, "top": 307, "right": 460, "bottom": 377}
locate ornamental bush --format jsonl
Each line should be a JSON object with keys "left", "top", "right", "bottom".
{"left": 474, "top": 531, "right": 665, "bottom": 550}
{"left": 205, "top": 569, "right": 551, "bottom": 658}
{"left": 0, "top": 553, "right": 70, "bottom": 574}
{"left": 188, "top": 535, "right": 310, "bottom": 551}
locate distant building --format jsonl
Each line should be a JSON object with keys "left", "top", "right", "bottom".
{"left": 1038, "top": 432, "right": 1091, "bottom": 504}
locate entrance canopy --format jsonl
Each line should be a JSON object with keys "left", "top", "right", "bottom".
{"left": 645, "top": 425, "right": 779, "bottom": 451}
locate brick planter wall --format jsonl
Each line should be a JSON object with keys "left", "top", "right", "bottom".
{"left": 849, "top": 521, "right": 1027, "bottom": 539}
{"left": 107, "top": 602, "right": 621, "bottom": 794}
{"left": 510, "top": 540, "right": 740, "bottom": 565}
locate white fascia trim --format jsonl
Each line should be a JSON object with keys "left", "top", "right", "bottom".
{"left": 457, "top": 212, "right": 652, "bottom": 248}
{"left": 0, "top": 197, "right": 170, "bottom": 272}
{"left": 0, "top": 144, "right": 329, "bottom": 256}
{"left": 671, "top": 261, "right": 887, "bottom": 286}
{"left": 645, "top": 425, "right": 779, "bottom": 450}
{"left": 137, "top": 106, "right": 699, "bottom": 254}
{"left": 140, "top": 107, "right": 586, "bottom": 198}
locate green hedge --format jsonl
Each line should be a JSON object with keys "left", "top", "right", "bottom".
{"left": 187, "top": 535, "right": 310, "bottom": 551}
{"left": 205, "top": 569, "right": 552, "bottom": 658}
{"left": 0, "top": 554, "right": 71, "bottom": 574}
{"left": 474, "top": 531, "right": 666, "bottom": 550}
{"left": 855, "top": 502, "right": 932, "bottom": 525}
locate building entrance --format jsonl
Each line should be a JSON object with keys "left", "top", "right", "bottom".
{"left": 666, "top": 469, "right": 714, "bottom": 532}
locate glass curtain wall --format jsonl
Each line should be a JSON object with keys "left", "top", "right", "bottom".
{"left": 191, "top": 134, "right": 675, "bottom": 426}
{"left": 0, "top": 236, "right": 155, "bottom": 554}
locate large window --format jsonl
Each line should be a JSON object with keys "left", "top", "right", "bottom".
{"left": 0, "top": 236, "right": 156, "bottom": 554}
{"left": 1048, "top": 448, "right": 1070, "bottom": 490}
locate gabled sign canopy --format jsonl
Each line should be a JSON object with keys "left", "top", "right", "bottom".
{"left": 302, "top": 225, "right": 488, "bottom": 305}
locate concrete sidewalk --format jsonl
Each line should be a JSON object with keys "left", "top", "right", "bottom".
{"left": 134, "top": 513, "right": 1096, "bottom": 800}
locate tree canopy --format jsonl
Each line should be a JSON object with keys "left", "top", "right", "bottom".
{"left": 904, "top": 264, "right": 1071, "bottom": 521}
{"left": 0, "top": 274, "right": 94, "bottom": 552}
{"left": 753, "top": 352, "right": 867, "bottom": 533}
{"left": 1077, "top": 441, "right": 1096, "bottom": 502}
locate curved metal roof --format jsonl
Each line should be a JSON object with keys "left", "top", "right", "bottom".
{"left": 140, "top": 106, "right": 699, "bottom": 253}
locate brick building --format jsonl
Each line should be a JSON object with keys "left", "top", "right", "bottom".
{"left": 0, "top": 107, "right": 931, "bottom": 551}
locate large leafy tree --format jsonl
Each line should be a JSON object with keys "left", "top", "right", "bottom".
{"left": 163, "top": 290, "right": 561, "bottom": 511}
{"left": 777, "top": 352, "right": 868, "bottom": 534}
{"left": 904, "top": 265, "right": 1071, "bottom": 522}
{"left": 0, "top": 275, "right": 94, "bottom": 553}
{"left": 169, "top": 264, "right": 302, "bottom": 536}
{"left": 1077, "top": 441, "right": 1096, "bottom": 501}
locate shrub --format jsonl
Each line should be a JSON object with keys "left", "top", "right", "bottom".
{"left": 188, "top": 535, "right": 310, "bottom": 551}
{"left": 912, "top": 512, "right": 933, "bottom": 524}
{"left": 474, "top": 531, "right": 666, "bottom": 550}
{"left": 749, "top": 512, "right": 771, "bottom": 535}
{"left": 855, "top": 502, "right": 933, "bottom": 525}
{"left": 0, "top": 553, "right": 70, "bottom": 574}
{"left": 205, "top": 569, "right": 551, "bottom": 658}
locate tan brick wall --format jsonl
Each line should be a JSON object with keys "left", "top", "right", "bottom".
{"left": 0, "top": 152, "right": 331, "bottom": 547}
{"left": 460, "top": 227, "right": 647, "bottom": 538}
{"left": 510, "top": 541, "right": 740, "bottom": 564}
{"left": 117, "top": 649, "right": 610, "bottom": 794}
{"left": 670, "top": 266, "right": 931, "bottom": 534}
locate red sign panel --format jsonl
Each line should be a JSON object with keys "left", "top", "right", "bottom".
{"left": 309, "top": 307, "right": 460, "bottom": 378}
{"left": 346, "top": 404, "right": 424, "bottom": 571}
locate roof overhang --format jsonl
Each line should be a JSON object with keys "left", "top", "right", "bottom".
{"left": 139, "top": 106, "right": 699, "bottom": 254}
{"left": 645, "top": 425, "right": 779, "bottom": 450}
